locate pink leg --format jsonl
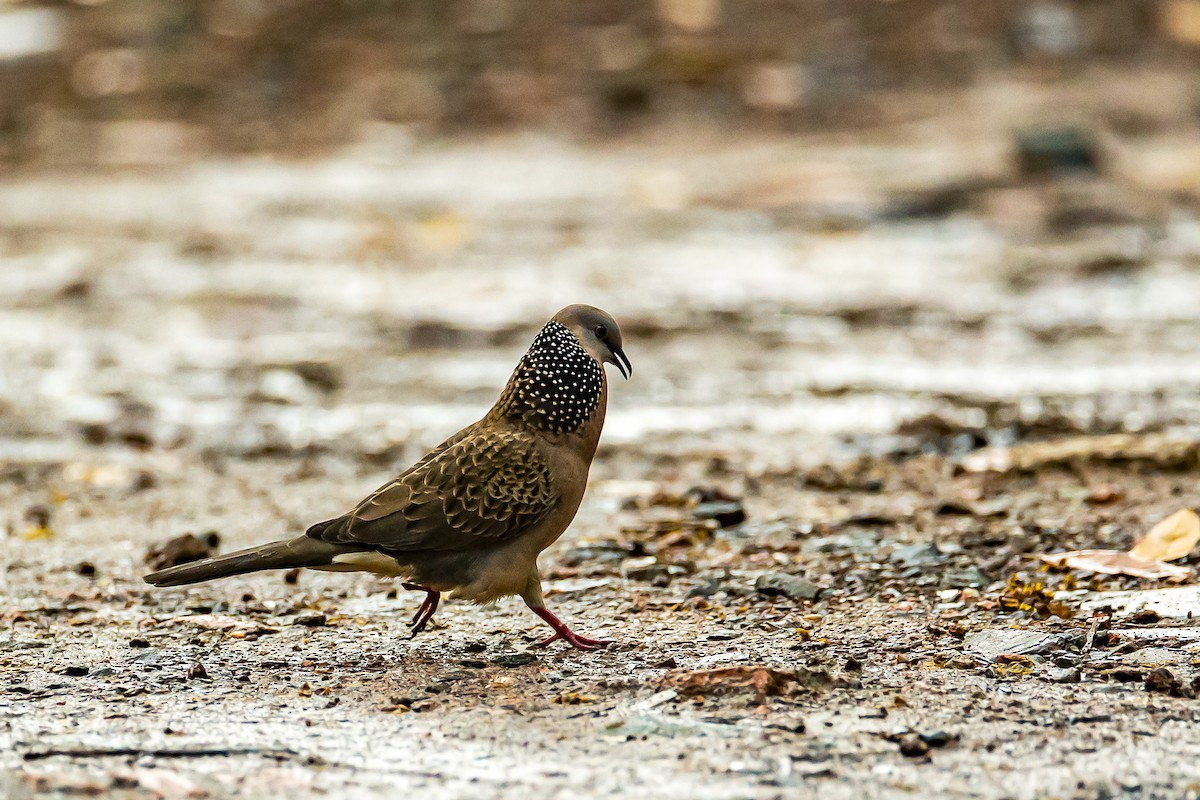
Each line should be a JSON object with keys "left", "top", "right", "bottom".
{"left": 531, "top": 607, "right": 612, "bottom": 651}
{"left": 402, "top": 583, "right": 440, "bottom": 635}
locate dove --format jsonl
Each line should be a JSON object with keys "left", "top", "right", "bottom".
{"left": 146, "top": 305, "right": 630, "bottom": 650}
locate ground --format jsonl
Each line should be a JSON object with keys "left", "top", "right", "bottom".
{"left": 4, "top": 69, "right": 1200, "bottom": 799}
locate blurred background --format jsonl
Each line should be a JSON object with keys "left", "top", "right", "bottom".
{"left": 3, "top": 0, "right": 1200, "bottom": 498}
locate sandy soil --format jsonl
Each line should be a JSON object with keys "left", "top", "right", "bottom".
{"left": 4, "top": 73, "right": 1200, "bottom": 799}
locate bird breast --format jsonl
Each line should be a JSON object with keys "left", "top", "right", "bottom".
{"left": 494, "top": 322, "right": 605, "bottom": 434}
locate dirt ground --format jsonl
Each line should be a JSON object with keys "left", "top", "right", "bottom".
{"left": 5, "top": 69, "right": 1200, "bottom": 799}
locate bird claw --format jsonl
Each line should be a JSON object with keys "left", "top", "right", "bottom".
{"left": 530, "top": 606, "right": 612, "bottom": 651}
{"left": 535, "top": 631, "right": 613, "bottom": 651}
{"left": 404, "top": 585, "right": 440, "bottom": 636}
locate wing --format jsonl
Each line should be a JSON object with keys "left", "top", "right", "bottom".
{"left": 308, "top": 425, "right": 558, "bottom": 553}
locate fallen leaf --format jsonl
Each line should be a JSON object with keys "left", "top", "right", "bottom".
{"left": 20, "top": 526, "right": 54, "bottom": 541}
{"left": 1130, "top": 509, "right": 1200, "bottom": 562}
{"left": 662, "top": 666, "right": 798, "bottom": 700}
{"left": 1039, "top": 550, "right": 1190, "bottom": 580}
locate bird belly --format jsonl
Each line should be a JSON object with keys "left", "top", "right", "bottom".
{"left": 316, "top": 551, "right": 409, "bottom": 577}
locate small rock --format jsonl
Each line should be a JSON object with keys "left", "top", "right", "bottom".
{"left": 145, "top": 532, "right": 221, "bottom": 571}
{"left": 1046, "top": 667, "right": 1080, "bottom": 684}
{"left": 25, "top": 504, "right": 52, "bottom": 528}
{"left": 1105, "top": 667, "right": 1144, "bottom": 683}
{"left": 295, "top": 613, "right": 327, "bottom": 628}
{"left": 919, "top": 731, "right": 953, "bottom": 748}
{"left": 492, "top": 653, "right": 537, "bottom": 668}
{"left": 890, "top": 543, "right": 943, "bottom": 567}
{"left": 255, "top": 368, "right": 320, "bottom": 405}
{"left": 128, "top": 638, "right": 150, "bottom": 648}
{"left": 694, "top": 502, "right": 746, "bottom": 528}
{"left": 1123, "top": 647, "right": 1183, "bottom": 667}
{"left": 76, "top": 561, "right": 96, "bottom": 577}
{"left": 1016, "top": 127, "right": 1099, "bottom": 177}
{"left": 186, "top": 662, "right": 207, "bottom": 681}
{"left": 754, "top": 572, "right": 820, "bottom": 602}
{"left": 63, "top": 665, "right": 89, "bottom": 677}
{"left": 622, "top": 557, "right": 671, "bottom": 586}
{"left": 941, "top": 566, "right": 988, "bottom": 588}
{"left": 964, "top": 629, "right": 1067, "bottom": 661}
{"left": 1144, "top": 667, "right": 1179, "bottom": 694}
{"left": 898, "top": 734, "right": 929, "bottom": 758}
{"left": 685, "top": 578, "right": 723, "bottom": 599}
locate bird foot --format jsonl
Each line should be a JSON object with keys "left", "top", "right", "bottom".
{"left": 531, "top": 606, "right": 612, "bottom": 651}
{"left": 535, "top": 630, "right": 612, "bottom": 650}
{"left": 403, "top": 584, "right": 440, "bottom": 636}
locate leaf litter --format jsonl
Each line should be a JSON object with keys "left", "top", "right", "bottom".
{"left": 1039, "top": 508, "right": 1200, "bottom": 580}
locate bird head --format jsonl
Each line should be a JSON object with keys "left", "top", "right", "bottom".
{"left": 552, "top": 305, "right": 632, "bottom": 380}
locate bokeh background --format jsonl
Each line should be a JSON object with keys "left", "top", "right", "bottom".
{"left": 4, "top": 0, "right": 1200, "bottom": 475}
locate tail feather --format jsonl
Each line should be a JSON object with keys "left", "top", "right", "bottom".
{"left": 144, "top": 536, "right": 345, "bottom": 587}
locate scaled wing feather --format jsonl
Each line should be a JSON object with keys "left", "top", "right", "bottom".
{"left": 308, "top": 425, "right": 557, "bottom": 552}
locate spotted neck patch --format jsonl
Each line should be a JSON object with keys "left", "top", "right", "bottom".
{"left": 494, "top": 322, "right": 604, "bottom": 433}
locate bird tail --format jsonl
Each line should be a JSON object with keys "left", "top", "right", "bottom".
{"left": 144, "top": 536, "right": 343, "bottom": 587}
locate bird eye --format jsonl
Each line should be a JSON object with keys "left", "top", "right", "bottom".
{"left": 593, "top": 324, "right": 608, "bottom": 339}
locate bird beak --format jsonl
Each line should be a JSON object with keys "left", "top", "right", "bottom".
{"left": 611, "top": 348, "right": 632, "bottom": 380}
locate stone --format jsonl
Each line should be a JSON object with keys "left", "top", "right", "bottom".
{"left": 890, "top": 543, "right": 943, "bottom": 567}
{"left": 964, "top": 629, "right": 1067, "bottom": 661}
{"left": 622, "top": 556, "right": 671, "bottom": 586}
{"left": 694, "top": 501, "right": 746, "bottom": 528}
{"left": 898, "top": 735, "right": 929, "bottom": 758}
{"left": 1122, "top": 647, "right": 1185, "bottom": 667}
{"left": 1046, "top": 667, "right": 1080, "bottom": 684}
{"left": 754, "top": 572, "right": 820, "bottom": 602}
{"left": 942, "top": 566, "right": 988, "bottom": 588}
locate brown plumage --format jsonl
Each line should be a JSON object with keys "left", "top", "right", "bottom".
{"left": 145, "top": 305, "right": 631, "bottom": 650}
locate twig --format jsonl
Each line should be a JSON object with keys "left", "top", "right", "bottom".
{"left": 1083, "top": 616, "right": 1101, "bottom": 657}
{"left": 22, "top": 747, "right": 302, "bottom": 762}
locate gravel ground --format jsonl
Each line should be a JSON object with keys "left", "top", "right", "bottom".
{"left": 5, "top": 71, "right": 1200, "bottom": 799}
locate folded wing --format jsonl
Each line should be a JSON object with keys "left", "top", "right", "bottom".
{"left": 307, "top": 425, "right": 558, "bottom": 553}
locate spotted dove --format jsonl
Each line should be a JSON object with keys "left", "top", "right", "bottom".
{"left": 145, "top": 305, "right": 631, "bottom": 650}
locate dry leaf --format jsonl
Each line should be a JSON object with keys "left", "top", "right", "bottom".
{"left": 1039, "top": 550, "right": 1190, "bottom": 580}
{"left": 662, "top": 666, "right": 799, "bottom": 700}
{"left": 1130, "top": 509, "right": 1200, "bottom": 562}
{"left": 20, "top": 526, "right": 54, "bottom": 541}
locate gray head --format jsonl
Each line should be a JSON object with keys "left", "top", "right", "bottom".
{"left": 551, "top": 304, "right": 632, "bottom": 380}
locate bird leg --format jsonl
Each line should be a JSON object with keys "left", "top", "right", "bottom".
{"left": 530, "top": 606, "right": 611, "bottom": 651}
{"left": 402, "top": 582, "right": 440, "bottom": 636}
